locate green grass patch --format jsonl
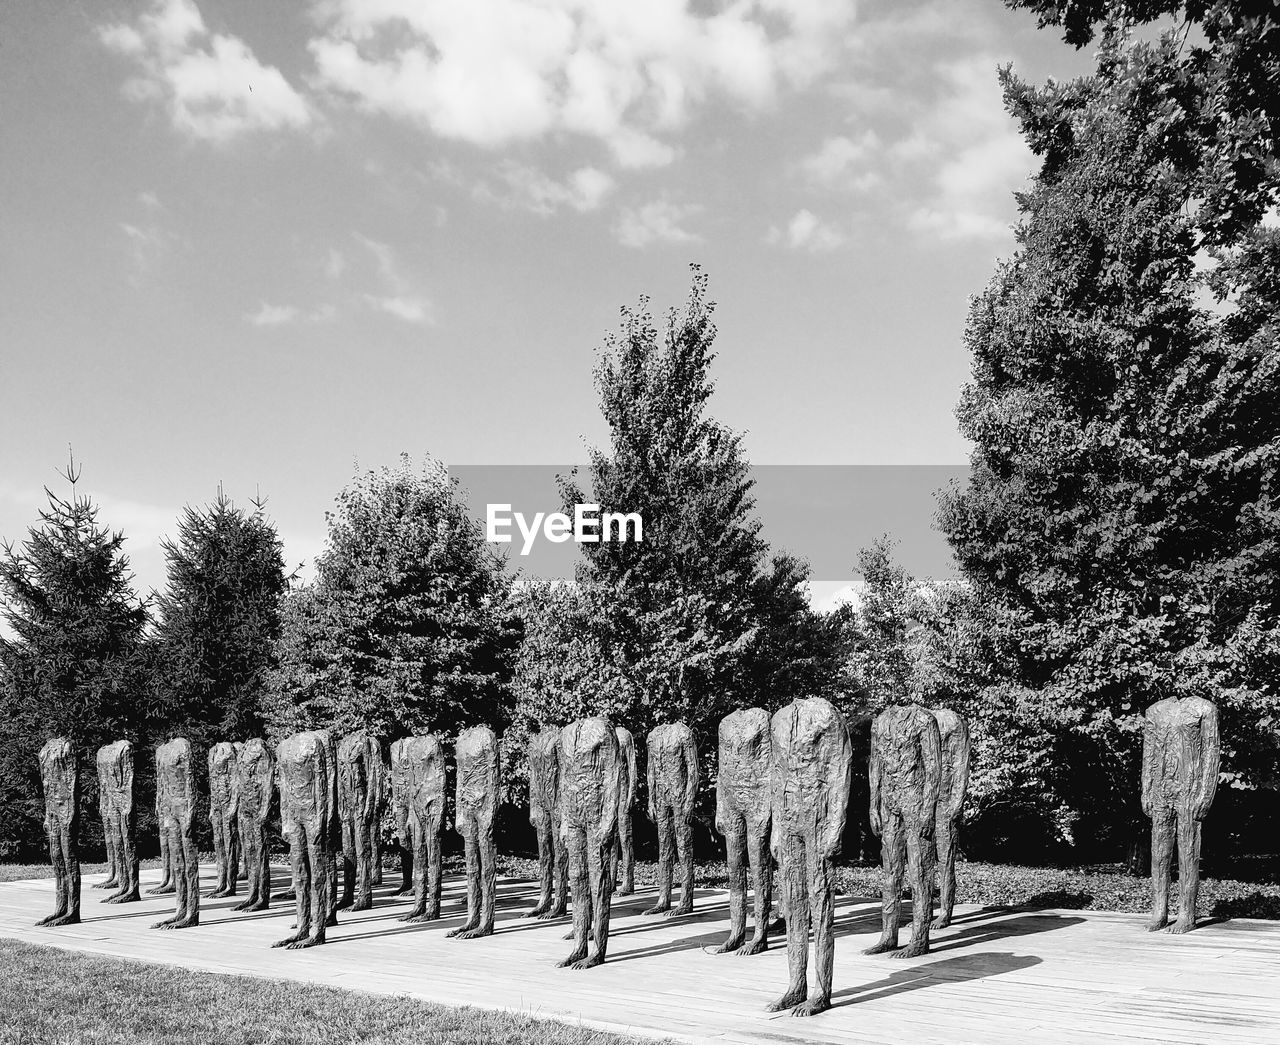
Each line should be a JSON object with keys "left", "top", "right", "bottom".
{"left": 0, "top": 937, "right": 664, "bottom": 1045}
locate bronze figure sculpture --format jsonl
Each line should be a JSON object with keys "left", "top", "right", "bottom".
{"left": 207, "top": 741, "right": 241, "bottom": 899}
{"left": 372, "top": 747, "right": 388, "bottom": 888}
{"left": 273, "top": 730, "right": 336, "bottom": 948}
{"left": 865, "top": 704, "right": 942, "bottom": 958}
{"left": 557, "top": 716, "right": 621, "bottom": 969}
{"left": 1143, "top": 696, "right": 1220, "bottom": 934}
{"left": 389, "top": 737, "right": 414, "bottom": 896}
{"left": 612, "top": 725, "right": 637, "bottom": 896}
{"left": 447, "top": 725, "right": 500, "bottom": 940}
{"left": 97, "top": 740, "right": 139, "bottom": 904}
{"left": 643, "top": 721, "right": 699, "bottom": 916}
{"left": 337, "top": 731, "right": 383, "bottom": 912}
{"left": 930, "top": 709, "right": 970, "bottom": 930}
{"left": 392, "top": 734, "right": 446, "bottom": 922}
{"left": 153, "top": 738, "right": 200, "bottom": 930}
{"left": 147, "top": 744, "right": 176, "bottom": 896}
{"left": 715, "top": 708, "right": 773, "bottom": 955}
{"left": 527, "top": 729, "right": 568, "bottom": 919}
{"left": 93, "top": 745, "right": 119, "bottom": 893}
{"left": 37, "top": 737, "right": 81, "bottom": 927}
{"left": 767, "top": 697, "right": 852, "bottom": 1017}
{"left": 233, "top": 738, "right": 275, "bottom": 912}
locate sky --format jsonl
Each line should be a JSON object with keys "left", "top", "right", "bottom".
{"left": 0, "top": 0, "right": 1101, "bottom": 610}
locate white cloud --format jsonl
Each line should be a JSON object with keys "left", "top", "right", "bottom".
{"left": 767, "top": 209, "right": 846, "bottom": 252}
{"left": 799, "top": 132, "right": 881, "bottom": 191}
{"left": 475, "top": 163, "right": 616, "bottom": 216}
{"left": 100, "top": 0, "right": 311, "bottom": 144}
{"left": 614, "top": 200, "right": 701, "bottom": 249}
{"left": 364, "top": 294, "right": 433, "bottom": 324}
{"left": 119, "top": 218, "right": 175, "bottom": 284}
{"left": 245, "top": 302, "right": 336, "bottom": 326}
{"left": 325, "top": 247, "right": 346, "bottom": 279}
{"left": 307, "top": 0, "right": 857, "bottom": 161}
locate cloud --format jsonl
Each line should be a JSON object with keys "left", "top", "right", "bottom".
{"left": 798, "top": 131, "right": 882, "bottom": 192}
{"left": 119, "top": 218, "right": 175, "bottom": 284}
{"left": 307, "top": 0, "right": 857, "bottom": 163}
{"left": 100, "top": 0, "right": 311, "bottom": 143}
{"left": 475, "top": 163, "right": 616, "bottom": 216}
{"left": 364, "top": 294, "right": 433, "bottom": 324}
{"left": 245, "top": 302, "right": 336, "bottom": 326}
{"left": 324, "top": 247, "right": 346, "bottom": 279}
{"left": 767, "top": 209, "right": 846, "bottom": 252}
{"left": 614, "top": 200, "right": 701, "bottom": 249}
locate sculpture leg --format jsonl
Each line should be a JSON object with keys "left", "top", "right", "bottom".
{"left": 530, "top": 818, "right": 553, "bottom": 916}
{"left": 558, "top": 827, "right": 591, "bottom": 967}
{"left": 671, "top": 812, "right": 695, "bottom": 915}
{"left": 618, "top": 805, "right": 634, "bottom": 895}
{"left": 400, "top": 813, "right": 427, "bottom": 921}
{"left": 446, "top": 817, "right": 480, "bottom": 937}
{"left": 569, "top": 834, "right": 611, "bottom": 970}
{"left": 425, "top": 811, "right": 443, "bottom": 920}
{"left": 147, "top": 830, "right": 173, "bottom": 895}
{"left": 352, "top": 813, "right": 373, "bottom": 911}
{"left": 326, "top": 814, "right": 340, "bottom": 927}
{"left": 468, "top": 820, "right": 496, "bottom": 938}
{"left": 169, "top": 823, "right": 200, "bottom": 929}
{"left": 56, "top": 822, "right": 81, "bottom": 926}
{"left": 1147, "top": 807, "right": 1174, "bottom": 931}
{"left": 274, "top": 829, "right": 311, "bottom": 947}
{"left": 741, "top": 819, "right": 773, "bottom": 955}
{"left": 865, "top": 811, "right": 905, "bottom": 954}
{"left": 891, "top": 821, "right": 931, "bottom": 958}
{"left": 233, "top": 811, "right": 256, "bottom": 910}
{"left": 209, "top": 810, "right": 228, "bottom": 897}
{"left": 396, "top": 804, "right": 414, "bottom": 895}
{"left": 715, "top": 812, "right": 748, "bottom": 954}
{"left": 107, "top": 807, "right": 140, "bottom": 903}
{"left": 152, "top": 825, "right": 182, "bottom": 929}
{"left": 766, "top": 832, "right": 808, "bottom": 1013}
{"left": 227, "top": 813, "right": 240, "bottom": 894}
{"left": 790, "top": 842, "right": 834, "bottom": 1016}
{"left": 337, "top": 820, "right": 355, "bottom": 910}
{"left": 36, "top": 821, "right": 65, "bottom": 926}
{"left": 551, "top": 813, "right": 569, "bottom": 917}
{"left": 1168, "top": 812, "right": 1201, "bottom": 934}
{"left": 292, "top": 825, "right": 331, "bottom": 948}
{"left": 643, "top": 805, "right": 674, "bottom": 915}
{"left": 95, "top": 811, "right": 119, "bottom": 889}
{"left": 931, "top": 819, "right": 956, "bottom": 929}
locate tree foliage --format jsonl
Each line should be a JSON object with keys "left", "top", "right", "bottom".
{"left": 263, "top": 455, "right": 522, "bottom": 745}
{"left": 0, "top": 468, "right": 150, "bottom": 858}
{"left": 150, "top": 490, "right": 289, "bottom": 749}
{"left": 938, "top": 12, "right": 1280, "bottom": 853}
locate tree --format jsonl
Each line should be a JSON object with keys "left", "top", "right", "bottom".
{"left": 557, "top": 267, "right": 842, "bottom": 772}
{"left": 937, "top": 14, "right": 1280, "bottom": 857}
{"left": 0, "top": 463, "right": 150, "bottom": 858}
{"left": 150, "top": 489, "right": 290, "bottom": 749}
{"left": 263, "top": 455, "right": 522, "bottom": 745}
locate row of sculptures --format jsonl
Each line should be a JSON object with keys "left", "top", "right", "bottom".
{"left": 34, "top": 694, "right": 1220, "bottom": 1017}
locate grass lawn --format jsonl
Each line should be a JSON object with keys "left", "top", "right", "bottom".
{"left": 0, "top": 937, "right": 665, "bottom": 1045}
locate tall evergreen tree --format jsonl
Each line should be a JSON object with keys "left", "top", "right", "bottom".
{"left": 559, "top": 267, "right": 842, "bottom": 763}
{"left": 151, "top": 489, "right": 290, "bottom": 747}
{"left": 0, "top": 464, "right": 149, "bottom": 857}
{"left": 263, "top": 455, "right": 522, "bottom": 744}
{"left": 938, "top": 12, "right": 1280, "bottom": 853}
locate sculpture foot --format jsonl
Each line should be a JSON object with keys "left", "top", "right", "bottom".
{"left": 46, "top": 912, "right": 80, "bottom": 927}
{"left": 151, "top": 917, "right": 177, "bottom": 930}
{"left": 335, "top": 898, "right": 354, "bottom": 911}
{"left": 862, "top": 938, "right": 899, "bottom": 955}
{"left": 1166, "top": 919, "right": 1196, "bottom": 935}
{"left": 641, "top": 903, "right": 671, "bottom": 916}
{"left": 105, "top": 890, "right": 140, "bottom": 904}
{"left": 34, "top": 913, "right": 59, "bottom": 927}
{"left": 562, "top": 928, "right": 577, "bottom": 940}
{"left": 536, "top": 909, "right": 563, "bottom": 921}
{"left": 271, "top": 890, "right": 296, "bottom": 901}
{"left": 791, "top": 996, "right": 831, "bottom": 1017}
{"left": 665, "top": 903, "right": 694, "bottom": 918}
{"left": 618, "top": 885, "right": 634, "bottom": 896}
{"left": 350, "top": 900, "right": 372, "bottom": 912}
{"left": 890, "top": 939, "right": 930, "bottom": 959}
{"left": 161, "top": 915, "right": 199, "bottom": 930}
{"left": 147, "top": 885, "right": 176, "bottom": 896}
{"left": 766, "top": 987, "right": 807, "bottom": 1013}
{"left": 445, "top": 924, "right": 479, "bottom": 939}
{"left": 455, "top": 926, "right": 493, "bottom": 940}
{"left": 568, "top": 954, "right": 604, "bottom": 970}
{"left": 714, "top": 934, "right": 745, "bottom": 954}
{"left": 272, "top": 931, "right": 307, "bottom": 948}
{"left": 737, "top": 936, "right": 768, "bottom": 956}
{"left": 91, "top": 880, "right": 116, "bottom": 890}
{"left": 556, "top": 949, "right": 589, "bottom": 968}
{"left": 395, "top": 885, "right": 413, "bottom": 895}
{"left": 231, "top": 897, "right": 254, "bottom": 912}
{"left": 1146, "top": 915, "right": 1170, "bottom": 932}
{"left": 528, "top": 901, "right": 550, "bottom": 918}
{"left": 930, "top": 915, "right": 952, "bottom": 930}
{"left": 286, "top": 935, "right": 325, "bottom": 949}
{"left": 206, "top": 887, "right": 228, "bottom": 899}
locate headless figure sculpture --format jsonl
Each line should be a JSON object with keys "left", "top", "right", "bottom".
{"left": 389, "top": 738, "right": 413, "bottom": 897}
{"left": 528, "top": 729, "right": 569, "bottom": 919}
{"left": 317, "top": 730, "right": 341, "bottom": 925}
{"left": 274, "top": 730, "right": 335, "bottom": 948}
{"left": 93, "top": 745, "right": 119, "bottom": 893}
{"left": 644, "top": 721, "right": 699, "bottom": 916}
{"left": 97, "top": 740, "right": 139, "bottom": 904}
{"left": 1143, "top": 696, "right": 1220, "bottom": 934}
{"left": 208, "top": 742, "right": 241, "bottom": 899}
{"left": 447, "top": 725, "right": 500, "bottom": 940}
{"left": 393, "top": 735, "right": 446, "bottom": 922}
{"left": 767, "top": 698, "right": 852, "bottom": 1017}
{"left": 153, "top": 738, "right": 200, "bottom": 930}
{"left": 337, "top": 731, "right": 383, "bottom": 911}
{"left": 930, "top": 709, "right": 970, "bottom": 929}
{"left": 371, "top": 749, "right": 387, "bottom": 888}
{"left": 558, "top": 716, "right": 621, "bottom": 969}
{"left": 233, "top": 738, "right": 275, "bottom": 912}
{"left": 147, "top": 745, "right": 176, "bottom": 896}
{"left": 866, "top": 704, "right": 941, "bottom": 958}
{"left": 37, "top": 737, "right": 81, "bottom": 927}
{"left": 715, "top": 708, "right": 773, "bottom": 955}
{"left": 612, "top": 726, "right": 637, "bottom": 896}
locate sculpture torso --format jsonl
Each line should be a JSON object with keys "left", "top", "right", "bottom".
{"left": 1145, "top": 696, "right": 1218, "bottom": 811}
{"left": 392, "top": 735, "right": 445, "bottom": 816}
{"left": 156, "top": 739, "right": 194, "bottom": 822}
{"left": 560, "top": 717, "right": 618, "bottom": 828}
{"left": 873, "top": 705, "right": 938, "bottom": 818}
{"left": 456, "top": 726, "right": 497, "bottom": 818}
{"left": 528, "top": 731, "right": 561, "bottom": 824}
{"left": 40, "top": 738, "right": 78, "bottom": 824}
{"left": 772, "top": 699, "right": 845, "bottom": 833}
{"left": 615, "top": 726, "right": 636, "bottom": 810}
{"left": 236, "top": 739, "right": 274, "bottom": 819}
{"left": 337, "top": 732, "right": 374, "bottom": 819}
{"left": 98, "top": 739, "right": 133, "bottom": 812}
{"left": 931, "top": 709, "right": 969, "bottom": 822}
{"left": 277, "top": 731, "right": 329, "bottom": 832}
{"left": 649, "top": 722, "right": 695, "bottom": 807}
{"left": 718, "top": 708, "right": 772, "bottom": 819}
{"left": 208, "top": 742, "right": 238, "bottom": 814}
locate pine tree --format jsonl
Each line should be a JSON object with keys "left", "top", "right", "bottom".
{"left": 151, "top": 489, "right": 290, "bottom": 747}
{"left": 0, "top": 461, "right": 149, "bottom": 858}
